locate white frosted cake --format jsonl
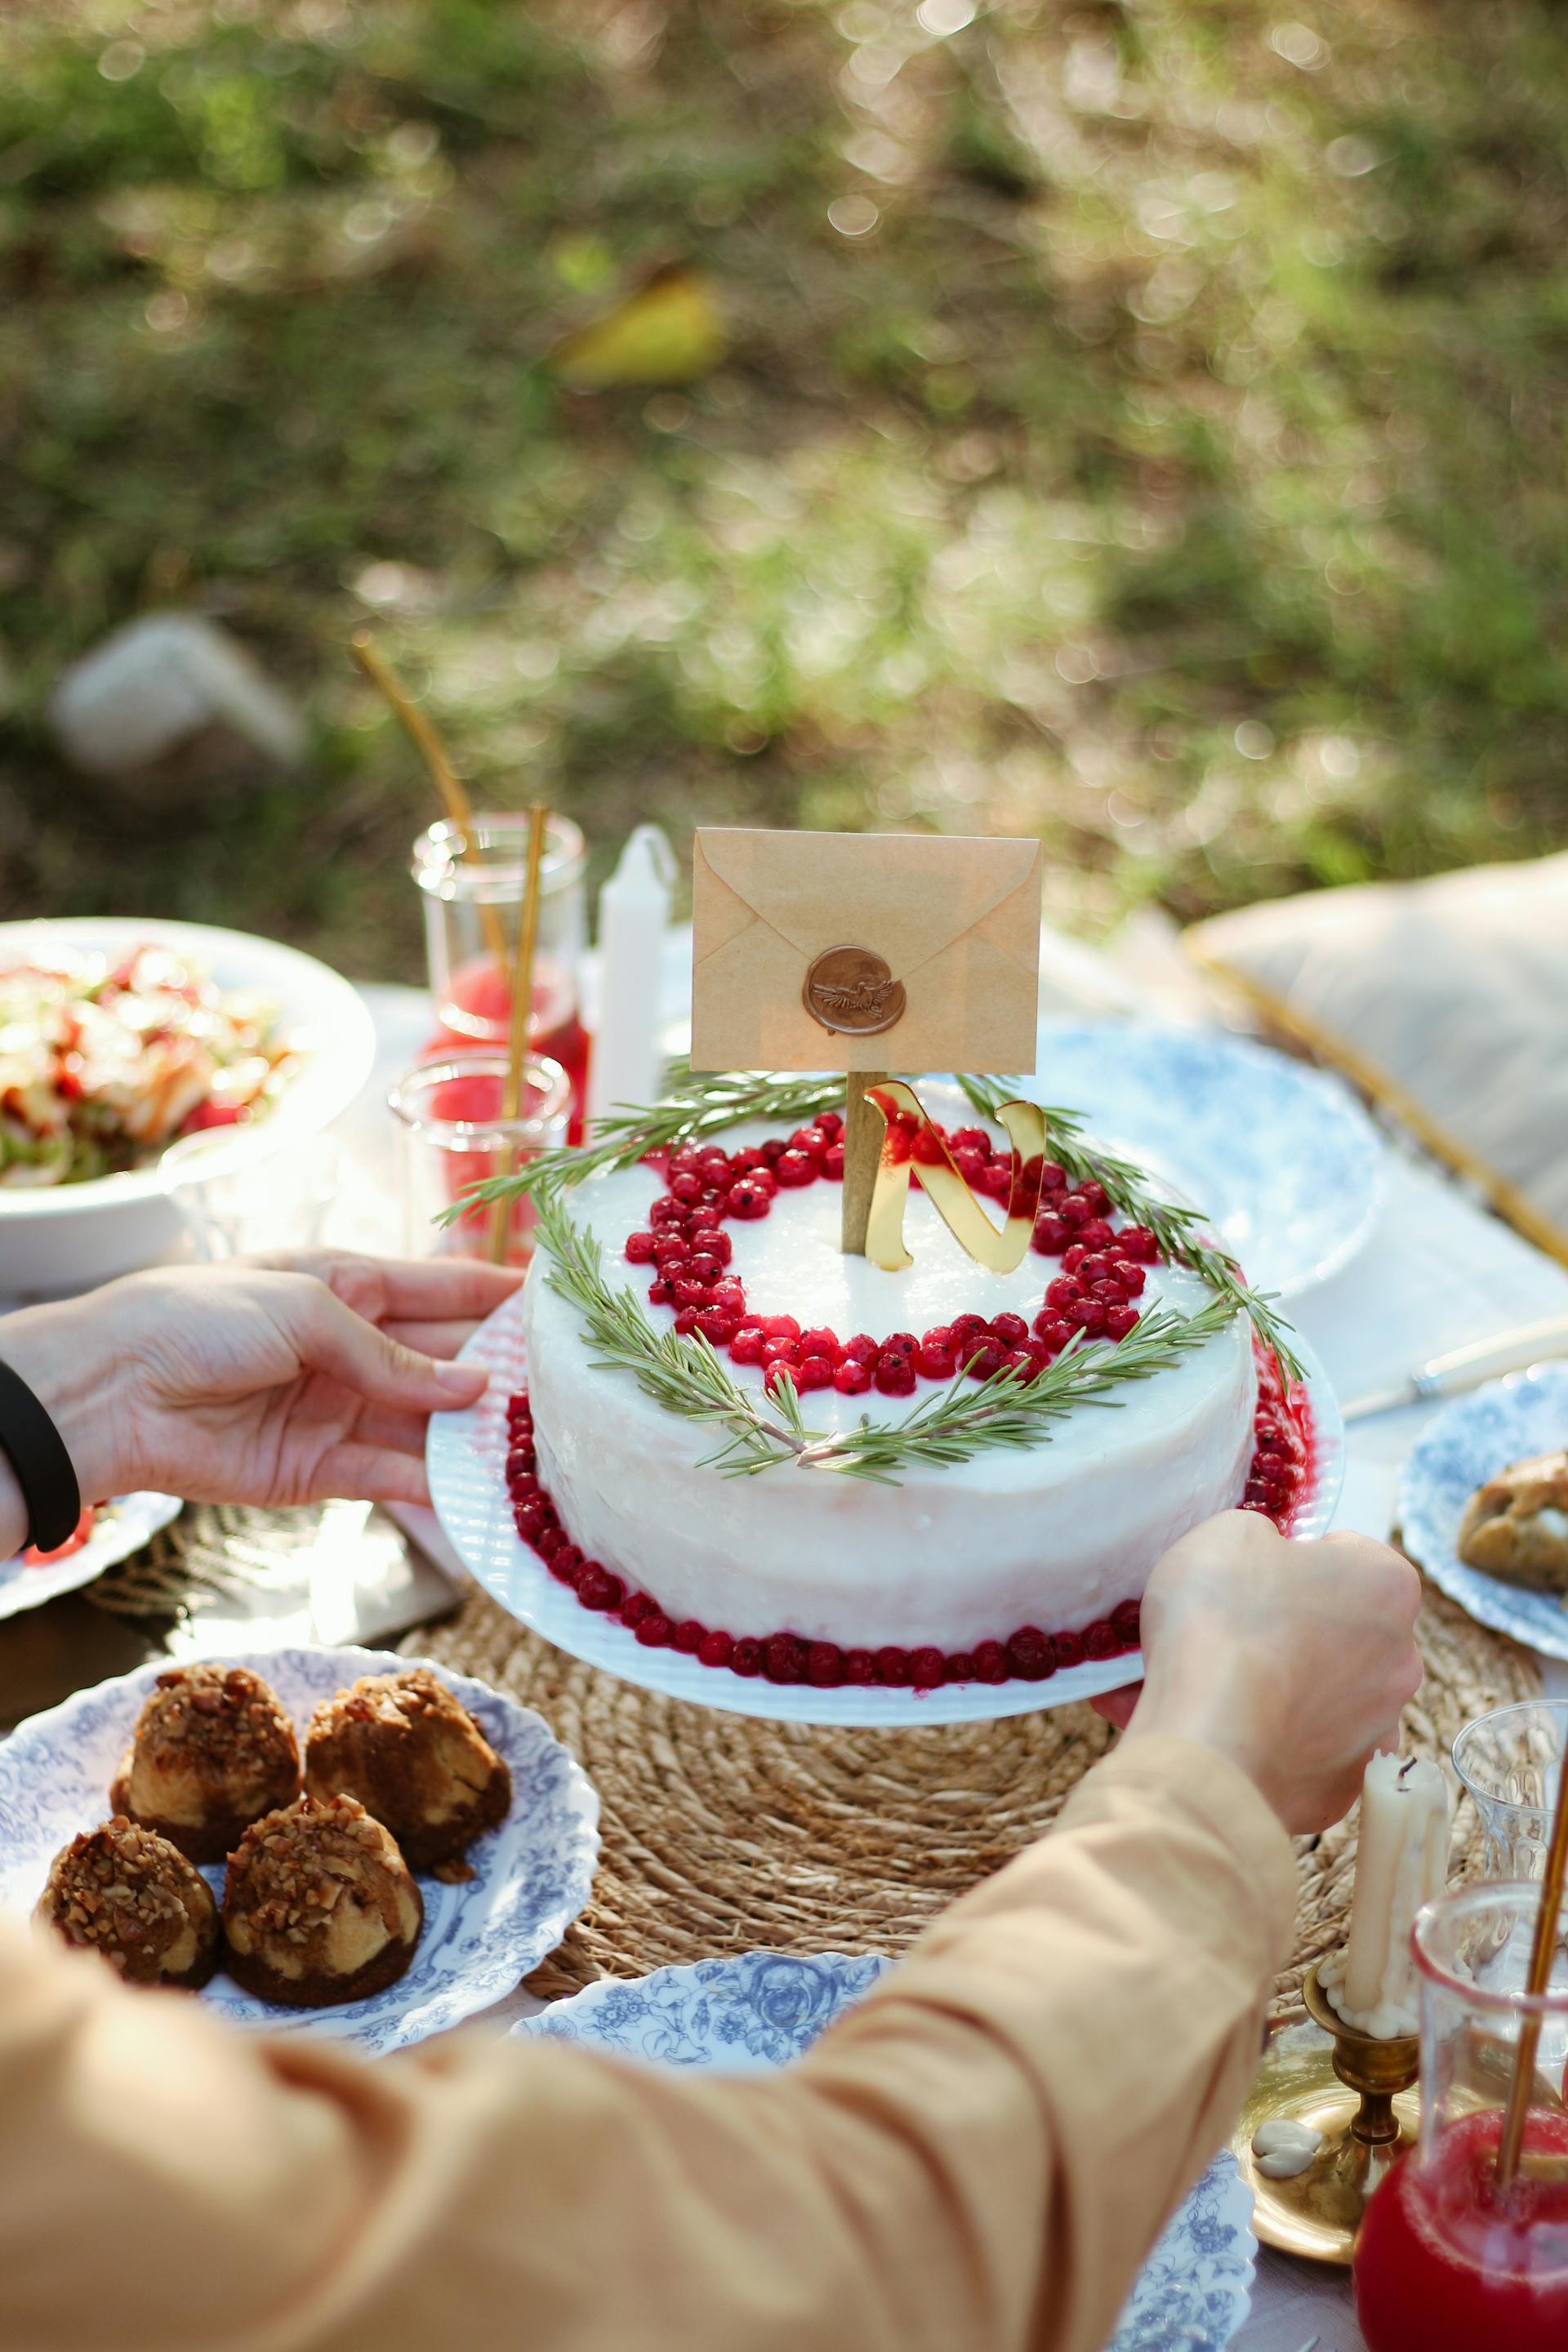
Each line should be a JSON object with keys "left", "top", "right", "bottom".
{"left": 502, "top": 1083, "right": 1304, "bottom": 1694}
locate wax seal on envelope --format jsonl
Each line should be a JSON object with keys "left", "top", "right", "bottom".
{"left": 802, "top": 947, "right": 906, "bottom": 1036}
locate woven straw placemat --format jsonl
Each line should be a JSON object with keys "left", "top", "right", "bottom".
{"left": 413, "top": 1571, "right": 1541, "bottom": 2016}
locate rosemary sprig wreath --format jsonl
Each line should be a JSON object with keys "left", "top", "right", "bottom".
{"left": 452, "top": 1062, "right": 1302, "bottom": 1485}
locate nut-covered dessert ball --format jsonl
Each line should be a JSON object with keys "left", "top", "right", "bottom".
{"left": 221, "top": 1793, "right": 423, "bottom": 2008}
{"left": 110, "top": 1662, "right": 301, "bottom": 1865}
{"left": 34, "top": 1818, "right": 219, "bottom": 1990}
{"left": 305, "top": 1667, "right": 511, "bottom": 1873}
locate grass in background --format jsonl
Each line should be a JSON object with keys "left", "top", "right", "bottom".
{"left": 2, "top": 0, "right": 1566, "bottom": 976}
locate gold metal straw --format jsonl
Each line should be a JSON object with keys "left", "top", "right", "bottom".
{"left": 1495, "top": 1744, "right": 1568, "bottom": 2189}
{"left": 350, "top": 630, "right": 509, "bottom": 970}
{"left": 486, "top": 800, "right": 550, "bottom": 1266}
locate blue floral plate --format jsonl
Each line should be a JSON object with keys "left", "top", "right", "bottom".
{"left": 514, "top": 1952, "right": 1256, "bottom": 2350}
{"left": 0, "top": 1644, "right": 599, "bottom": 2056}
{"left": 1031, "top": 1021, "right": 1383, "bottom": 1299}
{"left": 1399, "top": 1363, "right": 1568, "bottom": 1662}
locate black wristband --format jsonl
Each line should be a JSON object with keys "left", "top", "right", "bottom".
{"left": 0, "top": 1356, "right": 82, "bottom": 1554}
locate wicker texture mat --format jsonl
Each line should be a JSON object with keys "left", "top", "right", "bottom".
{"left": 413, "top": 1573, "right": 1541, "bottom": 2016}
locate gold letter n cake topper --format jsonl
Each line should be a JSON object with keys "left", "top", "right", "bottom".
{"left": 862, "top": 1080, "right": 1047, "bottom": 1274}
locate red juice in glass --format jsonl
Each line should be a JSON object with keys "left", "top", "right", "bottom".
{"left": 1355, "top": 2107, "right": 1568, "bottom": 2350}
{"left": 430, "top": 953, "right": 590, "bottom": 1143}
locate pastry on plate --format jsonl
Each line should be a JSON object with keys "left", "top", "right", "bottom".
{"left": 110, "top": 1661, "right": 301, "bottom": 1864}
{"left": 304, "top": 1666, "right": 511, "bottom": 1874}
{"left": 221, "top": 1792, "right": 423, "bottom": 2008}
{"left": 34, "top": 1818, "right": 219, "bottom": 1989}
{"left": 1457, "top": 1450, "right": 1568, "bottom": 1594}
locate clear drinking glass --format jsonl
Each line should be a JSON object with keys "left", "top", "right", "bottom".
{"left": 412, "top": 813, "right": 590, "bottom": 1138}
{"left": 1353, "top": 1881, "right": 1568, "bottom": 2350}
{"left": 1454, "top": 1702, "right": 1568, "bottom": 1881}
{"left": 388, "top": 1052, "right": 569, "bottom": 1266}
{"left": 160, "top": 1128, "right": 344, "bottom": 1259}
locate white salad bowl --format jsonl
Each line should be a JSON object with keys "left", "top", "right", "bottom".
{"left": 0, "top": 917, "right": 376, "bottom": 1295}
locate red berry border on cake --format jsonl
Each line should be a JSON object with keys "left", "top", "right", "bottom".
{"left": 500, "top": 1339, "right": 1316, "bottom": 1695}
{"left": 622, "top": 1111, "right": 1163, "bottom": 1400}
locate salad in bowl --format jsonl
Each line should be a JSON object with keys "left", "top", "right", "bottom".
{"left": 1, "top": 944, "right": 301, "bottom": 1189}
{"left": 0, "top": 918, "right": 375, "bottom": 1295}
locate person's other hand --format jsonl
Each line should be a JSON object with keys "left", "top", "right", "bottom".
{"left": 1101, "top": 1511, "right": 1423, "bottom": 1834}
{"left": 0, "top": 1253, "right": 520, "bottom": 1516}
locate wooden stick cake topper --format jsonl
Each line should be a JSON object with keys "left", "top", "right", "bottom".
{"left": 690, "top": 828, "right": 1043, "bottom": 1262}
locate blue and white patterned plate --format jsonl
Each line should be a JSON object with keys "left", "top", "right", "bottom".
{"left": 0, "top": 1645, "right": 599, "bottom": 2056}
{"left": 1030, "top": 1022, "right": 1383, "bottom": 1299}
{"left": 514, "top": 1952, "right": 1256, "bottom": 2351}
{"left": 1399, "top": 1364, "right": 1568, "bottom": 1661}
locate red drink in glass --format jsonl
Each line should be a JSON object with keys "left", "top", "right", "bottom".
{"left": 1355, "top": 2108, "right": 1568, "bottom": 2349}
{"left": 431, "top": 951, "right": 590, "bottom": 1140}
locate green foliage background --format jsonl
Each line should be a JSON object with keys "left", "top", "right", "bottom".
{"left": 2, "top": 0, "right": 1566, "bottom": 975}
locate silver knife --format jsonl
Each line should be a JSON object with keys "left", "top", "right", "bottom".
{"left": 1343, "top": 1314, "right": 1568, "bottom": 1422}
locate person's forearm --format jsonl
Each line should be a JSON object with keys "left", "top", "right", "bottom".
{"left": 0, "top": 1739, "right": 1294, "bottom": 2352}
{"left": 0, "top": 1298, "right": 127, "bottom": 1556}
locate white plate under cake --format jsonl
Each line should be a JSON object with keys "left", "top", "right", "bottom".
{"left": 430, "top": 1074, "right": 1339, "bottom": 1725}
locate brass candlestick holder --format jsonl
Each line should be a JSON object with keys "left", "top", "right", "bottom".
{"left": 1232, "top": 1958, "right": 1420, "bottom": 2265}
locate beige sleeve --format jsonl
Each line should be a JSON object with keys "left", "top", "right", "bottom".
{"left": 0, "top": 1737, "right": 1295, "bottom": 2352}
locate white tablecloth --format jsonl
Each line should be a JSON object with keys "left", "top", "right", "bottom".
{"left": 343, "top": 984, "right": 1568, "bottom": 2352}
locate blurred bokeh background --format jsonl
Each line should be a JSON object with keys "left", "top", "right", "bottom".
{"left": 3, "top": 0, "right": 1566, "bottom": 978}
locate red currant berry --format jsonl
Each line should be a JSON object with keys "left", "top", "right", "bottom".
{"left": 730, "top": 1325, "right": 766, "bottom": 1365}
{"left": 1112, "top": 1261, "right": 1146, "bottom": 1297}
{"left": 620, "top": 1592, "right": 655, "bottom": 1625}
{"left": 1039, "top": 1160, "right": 1068, "bottom": 1196}
{"left": 807, "top": 1642, "right": 845, "bottom": 1688}
{"left": 1119, "top": 1226, "right": 1160, "bottom": 1263}
{"left": 800, "top": 1326, "right": 840, "bottom": 1360}
{"left": 730, "top": 1147, "right": 767, "bottom": 1175}
{"left": 949, "top": 1313, "right": 989, "bottom": 1348}
{"left": 1077, "top": 1254, "right": 1116, "bottom": 1287}
{"left": 875, "top": 1355, "right": 917, "bottom": 1396}
{"left": 1007, "top": 1628, "right": 1054, "bottom": 1680}
{"left": 625, "top": 1231, "right": 657, "bottom": 1263}
{"left": 1032, "top": 1214, "right": 1071, "bottom": 1254}
{"left": 673, "top": 1307, "right": 700, "bottom": 1334}
{"left": 909, "top": 1646, "right": 945, "bottom": 1689}
{"left": 1083, "top": 1621, "right": 1120, "bottom": 1663}
{"left": 967, "top": 1640, "right": 1004, "bottom": 1683}
{"left": 916, "top": 1342, "right": 957, "bottom": 1380}
{"left": 1032, "top": 1311, "right": 1071, "bottom": 1348}
{"left": 731, "top": 1637, "right": 763, "bottom": 1677}
{"left": 648, "top": 1278, "right": 674, "bottom": 1307}
{"left": 586, "top": 1568, "right": 626, "bottom": 1612}
{"left": 758, "top": 1314, "right": 800, "bottom": 1340}
{"left": 964, "top": 1340, "right": 1004, "bottom": 1379}
{"left": 1111, "top": 1599, "right": 1143, "bottom": 1646}
{"left": 727, "top": 1182, "right": 771, "bottom": 1219}
{"left": 1000, "top": 1347, "right": 1035, "bottom": 1376}
{"left": 875, "top": 1646, "right": 912, "bottom": 1687}
{"left": 1053, "top": 1630, "right": 1086, "bottom": 1669}
{"left": 944, "top": 1652, "right": 978, "bottom": 1684}
{"left": 1080, "top": 1180, "right": 1111, "bottom": 1215}
{"left": 790, "top": 1125, "right": 828, "bottom": 1158}
{"left": 989, "top": 1312, "right": 1029, "bottom": 1347}
{"left": 1078, "top": 1218, "right": 1116, "bottom": 1252}
{"left": 669, "top": 1174, "right": 704, "bottom": 1207}
{"left": 842, "top": 1649, "right": 876, "bottom": 1685}
{"left": 697, "top": 1629, "right": 734, "bottom": 1669}
{"left": 764, "top": 1363, "right": 799, "bottom": 1401}
{"left": 1046, "top": 1276, "right": 1083, "bottom": 1311}
{"left": 816, "top": 1110, "right": 844, "bottom": 1139}
{"left": 843, "top": 1333, "right": 880, "bottom": 1362}
{"left": 881, "top": 1330, "right": 917, "bottom": 1358}
{"left": 697, "top": 1309, "right": 739, "bottom": 1345}
{"left": 764, "top": 1633, "right": 806, "bottom": 1685}
{"left": 671, "top": 1619, "right": 705, "bottom": 1654}
{"left": 1067, "top": 1298, "right": 1107, "bottom": 1334}
{"left": 1059, "top": 1193, "right": 1091, "bottom": 1227}
{"left": 760, "top": 1336, "right": 800, "bottom": 1367}
{"left": 833, "top": 1357, "right": 873, "bottom": 1396}
{"left": 635, "top": 1613, "right": 674, "bottom": 1647}
{"left": 710, "top": 1278, "right": 746, "bottom": 1310}
{"left": 687, "top": 1251, "right": 724, "bottom": 1284}
{"left": 978, "top": 1158, "right": 1013, "bottom": 1200}
{"left": 773, "top": 1150, "right": 817, "bottom": 1187}
{"left": 550, "top": 1546, "right": 584, "bottom": 1587}
{"left": 953, "top": 1146, "right": 988, "bottom": 1186}
{"left": 649, "top": 1196, "right": 687, "bottom": 1227}
{"left": 672, "top": 1276, "right": 709, "bottom": 1309}
{"left": 795, "top": 1354, "right": 834, "bottom": 1392}
{"left": 951, "top": 1126, "right": 989, "bottom": 1152}
{"left": 1104, "top": 1304, "right": 1139, "bottom": 1340}
{"left": 823, "top": 1143, "right": 845, "bottom": 1180}
{"left": 760, "top": 1137, "right": 789, "bottom": 1165}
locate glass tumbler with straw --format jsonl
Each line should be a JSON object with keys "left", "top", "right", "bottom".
{"left": 1353, "top": 1744, "right": 1568, "bottom": 2349}
{"left": 389, "top": 1054, "right": 569, "bottom": 1267}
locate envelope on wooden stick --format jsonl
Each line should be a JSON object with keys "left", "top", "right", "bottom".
{"left": 690, "top": 828, "right": 1041, "bottom": 1073}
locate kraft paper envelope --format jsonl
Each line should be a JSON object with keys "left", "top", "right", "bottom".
{"left": 690, "top": 828, "right": 1041, "bottom": 1073}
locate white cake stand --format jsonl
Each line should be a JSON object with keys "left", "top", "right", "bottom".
{"left": 427, "top": 1290, "right": 1344, "bottom": 1728}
